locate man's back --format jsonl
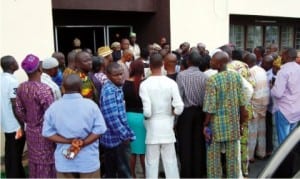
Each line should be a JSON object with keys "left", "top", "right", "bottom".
{"left": 139, "top": 75, "right": 183, "bottom": 144}
{"left": 203, "top": 71, "right": 245, "bottom": 142}
{"left": 43, "top": 93, "right": 107, "bottom": 173}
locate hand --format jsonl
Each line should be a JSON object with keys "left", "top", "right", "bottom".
{"left": 15, "top": 128, "right": 23, "bottom": 139}
{"left": 203, "top": 127, "right": 211, "bottom": 142}
{"left": 63, "top": 139, "right": 83, "bottom": 160}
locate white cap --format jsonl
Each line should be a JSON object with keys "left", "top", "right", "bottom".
{"left": 42, "top": 57, "right": 59, "bottom": 69}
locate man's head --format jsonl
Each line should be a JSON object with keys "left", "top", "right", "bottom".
{"left": 122, "top": 49, "right": 133, "bottom": 62}
{"left": 1, "top": 55, "right": 19, "bottom": 73}
{"left": 75, "top": 51, "right": 92, "bottom": 73}
{"left": 243, "top": 53, "right": 257, "bottom": 68}
{"left": 187, "top": 51, "right": 202, "bottom": 67}
{"left": 219, "top": 45, "right": 232, "bottom": 59}
{"left": 52, "top": 52, "right": 65, "bottom": 68}
{"left": 129, "top": 32, "right": 137, "bottom": 45}
{"left": 281, "top": 47, "right": 297, "bottom": 64}
{"left": 160, "top": 37, "right": 167, "bottom": 46}
{"left": 210, "top": 51, "right": 229, "bottom": 71}
{"left": 42, "top": 57, "right": 59, "bottom": 77}
{"left": 21, "top": 54, "right": 42, "bottom": 75}
{"left": 164, "top": 53, "right": 177, "bottom": 71}
{"left": 266, "top": 44, "right": 278, "bottom": 55}
{"left": 261, "top": 55, "right": 274, "bottom": 71}
{"left": 92, "top": 56, "right": 105, "bottom": 73}
{"left": 254, "top": 46, "right": 265, "bottom": 59}
{"left": 67, "top": 51, "right": 77, "bottom": 68}
{"left": 121, "top": 38, "right": 130, "bottom": 50}
{"left": 150, "top": 53, "right": 163, "bottom": 70}
{"left": 180, "top": 42, "right": 190, "bottom": 54}
{"left": 63, "top": 74, "right": 82, "bottom": 94}
{"left": 197, "top": 42, "right": 206, "bottom": 55}
{"left": 106, "top": 62, "right": 124, "bottom": 86}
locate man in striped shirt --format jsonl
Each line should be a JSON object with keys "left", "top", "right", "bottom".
{"left": 176, "top": 51, "right": 208, "bottom": 178}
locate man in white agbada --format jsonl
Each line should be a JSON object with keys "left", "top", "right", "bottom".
{"left": 139, "top": 53, "right": 184, "bottom": 178}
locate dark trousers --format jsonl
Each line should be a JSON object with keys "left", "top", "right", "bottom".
{"left": 103, "top": 142, "right": 131, "bottom": 178}
{"left": 176, "top": 107, "right": 206, "bottom": 178}
{"left": 266, "top": 111, "right": 273, "bottom": 154}
{"left": 4, "top": 132, "right": 26, "bottom": 178}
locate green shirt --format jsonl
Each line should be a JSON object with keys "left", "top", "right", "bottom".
{"left": 203, "top": 71, "right": 246, "bottom": 142}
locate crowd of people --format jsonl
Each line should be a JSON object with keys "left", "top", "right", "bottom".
{"left": 1, "top": 32, "right": 300, "bottom": 178}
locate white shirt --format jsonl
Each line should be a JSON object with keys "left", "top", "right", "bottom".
{"left": 41, "top": 73, "right": 61, "bottom": 101}
{"left": 0, "top": 72, "right": 20, "bottom": 133}
{"left": 139, "top": 75, "right": 184, "bottom": 144}
{"left": 129, "top": 43, "right": 141, "bottom": 59}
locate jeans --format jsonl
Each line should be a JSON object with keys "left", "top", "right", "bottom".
{"left": 103, "top": 142, "right": 131, "bottom": 178}
{"left": 275, "top": 110, "right": 298, "bottom": 144}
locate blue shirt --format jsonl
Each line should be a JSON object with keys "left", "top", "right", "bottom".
{"left": 52, "top": 69, "right": 63, "bottom": 88}
{"left": 100, "top": 80, "right": 135, "bottom": 148}
{"left": 42, "top": 93, "right": 107, "bottom": 173}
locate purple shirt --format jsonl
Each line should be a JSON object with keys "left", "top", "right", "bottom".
{"left": 271, "top": 61, "right": 300, "bottom": 123}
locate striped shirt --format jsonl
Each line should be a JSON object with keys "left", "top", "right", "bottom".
{"left": 176, "top": 66, "right": 208, "bottom": 107}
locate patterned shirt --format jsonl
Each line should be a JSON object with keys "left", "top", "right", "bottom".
{"left": 100, "top": 80, "right": 135, "bottom": 148}
{"left": 227, "top": 60, "right": 255, "bottom": 87}
{"left": 203, "top": 71, "right": 246, "bottom": 142}
{"left": 176, "top": 66, "right": 207, "bottom": 107}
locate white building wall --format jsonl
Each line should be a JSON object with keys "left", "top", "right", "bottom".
{"left": 170, "top": 0, "right": 300, "bottom": 52}
{"left": 0, "top": 0, "right": 54, "bottom": 158}
{"left": 0, "top": 0, "right": 54, "bottom": 82}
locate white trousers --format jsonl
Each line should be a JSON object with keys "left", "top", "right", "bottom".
{"left": 145, "top": 143, "right": 179, "bottom": 178}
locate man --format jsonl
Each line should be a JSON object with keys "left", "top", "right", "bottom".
{"left": 139, "top": 53, "right": 184, "bottom": 178}
{"left": 42, "top": 57, "right": 62, "bottom": 100}
{"left": 52, "top": 52, "right": 65, "bottom": 88}
{"left": 261, "top": 55, "right": 275, "bottom": 155}
{"left": 118, "top": 49, "right": 133, "bottom": 81}
{"left": 176, "top": 51, "right": 208, "bottom": 178}
{"left": 244, "top": 53, "right": 269, "bottom": 161}
{"left": 203, "top": 51, "right": 247, "bottom": 178}
{"left": 254, "top": 46, "right": 265, "bottom": 65}
{"left": 42, "top": 74, "right": 107, "bottom": 178}
{"left": 100, "top": 62, "right": 135, "bottom": 178}
{"left": 74, "top": 51, "right": 98, "bottom": 103}
{"left": 129, "top": 32, "right": 141, "bottom": 60}
{"left": 63, "top": 50, "right": 77, "bottom": 78}
{"left": 164, "top": 53, "right": 178, "bottom": 81}
{"left": 271, "top": 48, "right": 300, "bottom": 144}
{"left": 15, "top": 54, "right": 56, "bottom": 178}
{"left": 0, "top": 55, "right": 26, "bottom": 178}
{"left": 98, "top": 46, "right": 114, "bottom": 69}
{"left": 121, "top": 38, "right": 130, "bottom": 51}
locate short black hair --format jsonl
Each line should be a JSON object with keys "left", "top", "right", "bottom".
{"left": 150, "top": 53, "right": 163, "bottom": 68}
{"left": 188, "top": 51, "right": 202, "bottom": 66}
{"left": 1, "top": 55, "right": 14, "bottom": 71}
{"left": 255, "top": 46, "right": 265, "bottom": 56}
{"left": 232, "top": 49, "right": 243, "bottom": 61}
{"left": 92, "top": 56, "right": 104, "bottom": 73}
{"left": 106, "top": 62, "right": 122, "bottom": 74}
{"left": 199, "top": 55, "right": 211, "bottom": 72}
{"left": 286, "top": 47, "right": 297, "bottom": 60}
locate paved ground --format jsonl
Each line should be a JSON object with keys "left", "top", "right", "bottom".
{"left": 1, "top": 151, "right": 269, "bottom": 178}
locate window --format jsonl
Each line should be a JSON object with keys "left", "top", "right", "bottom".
{"left": 281, "top": 26, "right": 294, "bottom": 49}
{"left": 265, "top": 26, "right": 279, "bottom": 47}
{"left": 247, "top": 26, "right": 263, "bottom": 49}
{"left": 230, "top": 24, "right": 244, "bottom": 50}
{"left": 295, "top": 27, "right": 300, "bottom": 50}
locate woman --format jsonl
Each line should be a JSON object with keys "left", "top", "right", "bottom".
{"left": 123, "top": 59, "right": 146, "bottom": 177}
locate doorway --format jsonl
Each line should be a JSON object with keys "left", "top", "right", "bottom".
{"left": 54, "top": 25, "right": 132, "bottom": 56}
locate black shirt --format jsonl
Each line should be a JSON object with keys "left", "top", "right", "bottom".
{"left": 122, "top": 80, "right": 143, "bottom": 113}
